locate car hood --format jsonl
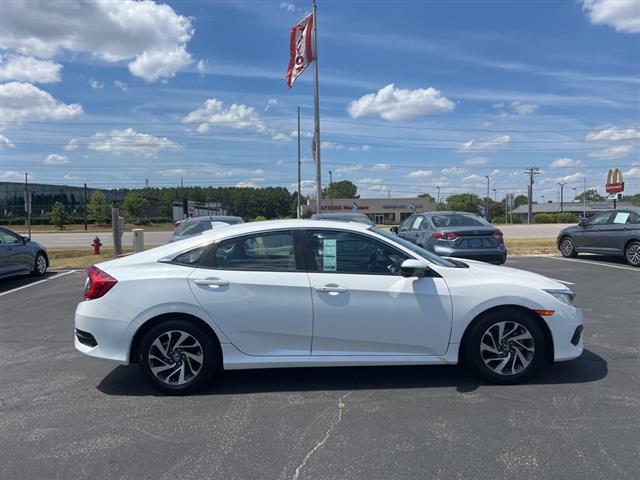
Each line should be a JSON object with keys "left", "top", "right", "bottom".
{"left": 459, "top": 258, "right": 567, "bottom": 291}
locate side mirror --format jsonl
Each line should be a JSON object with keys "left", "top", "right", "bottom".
{"left": 390, "top": 226, "right": 399, "bottom": 234}
{"left": 400, "top": 258, "right": 431, "bottom": 278}
{"left": 22, "top": 236, "right": 31, "bottom": 244}
{"left": 578, "top": 217, "right": 587, "bottom": 226}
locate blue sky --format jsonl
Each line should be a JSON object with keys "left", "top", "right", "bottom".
{"left": 1, "top": 0, "right": 639, "bottom": 201}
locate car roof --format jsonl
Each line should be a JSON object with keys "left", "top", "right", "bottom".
{"left": 184, "top": 215, "right": 244, "bottom": 222}
{"left": 421, "top": 211, "right": 480, "bottom": 216}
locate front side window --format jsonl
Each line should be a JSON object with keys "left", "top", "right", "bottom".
{"left": 0, "top": 231, "right": 21, "bottom": 244}
{"left": 587, "top": 212, "right": 613, "bottom": 226}
{"left": 411, "top": 216, "right": 425, "bottom": 230}
{"left": 398, "top": 215, "right": 415, "bottom": 232}
{"left": 172, "top": 246, "right": 207, "bottom": 266}
{"left": 306, "top": 230, "right": 408, "bottom": 275}
{"left": 212, "top": 231, "right": 297, "bottom": 271}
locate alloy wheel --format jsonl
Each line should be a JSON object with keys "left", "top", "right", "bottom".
{"left": 479, "top": 321, "right": 535, "bottom": 376}
{"left": 36, "top": 254, "right": 47, "bottom": 274}
{"left": 560, "top": 238, "right": 574, "bottom": 257}
{"left": 626, "top": 242, "right": 640, "bottom": 266}
{"left": 147, "top": 330, "right": 204, "bottom": 385}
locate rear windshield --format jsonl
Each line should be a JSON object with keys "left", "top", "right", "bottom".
{"left": 175, "top": 220, "right": 221, "bottom": 237}
{"left": 430, "top": 214, "right": 488, "bottom": 228}
{"left": 371, "top": 228, "right": 456, "bottom": 267}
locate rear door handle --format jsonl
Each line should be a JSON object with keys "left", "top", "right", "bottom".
{"left": 194, "top": 278, "right": 229, "bottom": 287}
{"left": 314, "top": 284, "right": 349, "bottom": 294}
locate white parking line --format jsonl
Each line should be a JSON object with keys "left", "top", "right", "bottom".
{"left": 546, "top": 256, "right": 639, "bottom": 272}
{"left": 549, "top": 278, "right": 575, "bottom": 285}
{"left": 0, "top": 270, "right": 78, "bottom": 297}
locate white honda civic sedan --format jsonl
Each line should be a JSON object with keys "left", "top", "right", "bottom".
{"left": 75, "top": 220, "right": 583, "bottom": 394}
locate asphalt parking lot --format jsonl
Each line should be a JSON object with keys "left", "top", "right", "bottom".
{"left": 1, "top": 256, "right": 638, "bottom": 480}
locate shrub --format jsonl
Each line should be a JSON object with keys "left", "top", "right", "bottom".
{"left": 534, "top": 213, "right": 558, "bottom": 223}
{"left": 557, "top": 212, "right": 578, "bottom": 223}
{"left": 253, "top": 215, "right": 267, "bottom": 222}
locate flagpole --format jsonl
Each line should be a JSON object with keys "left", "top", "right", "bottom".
{"left": 297, "top": 106, "right": 301, "bottom": 219}
{"left": 312, "top": 0, "right": 321, "bottom": 214}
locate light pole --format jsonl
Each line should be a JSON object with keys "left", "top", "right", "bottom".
{"left": 484, "top": 175, "right": 490, "bottom": 220}
{"left": 493, "top": 188, "right": 497, "bottom": 203}
{"left": 328, "top": 169, "right": 333, "bottom": 211}
{"left": 436, "top": 186, "right": 440, "bottom": 206}
{"left": 557, "top": 182, "right": 566, "bottom": 213}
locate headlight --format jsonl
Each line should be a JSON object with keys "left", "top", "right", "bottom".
{"left": 544, "top": 289, "right": 575, "bottom": 306}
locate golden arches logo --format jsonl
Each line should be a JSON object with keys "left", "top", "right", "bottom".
{"left": 606, "top": 168, "right": 624, "bottom": 185}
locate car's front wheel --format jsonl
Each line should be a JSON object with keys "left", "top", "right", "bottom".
{"left": 625, "top": 240, "right": 640, "bottom": 267}
{"left": 32, "top": 252, "right": 47, "bottom": 277}
{"left": 559, "top": 236, "right": 578, "bottom": 258}
{"left": 138, "top": 319, "right": 218, "bottom": 394}
{"left": 465, "top": 310, "right": 546, "bottom": 384}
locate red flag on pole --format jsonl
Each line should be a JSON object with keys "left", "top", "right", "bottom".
{"left": 286, "top": 13, "right": 315, "bottom": 88}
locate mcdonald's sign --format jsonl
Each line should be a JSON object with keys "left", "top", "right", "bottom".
{"left": 605, "top": 168, "right": 625, "bottom": 194}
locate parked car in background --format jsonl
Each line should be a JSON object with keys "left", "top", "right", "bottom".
{"left": 557, "top": 208, "right": 640, "bottom": 267}
{"left": 75, "top": 219, "right": 582, "bottom": 394}
{"left": 310, "top": 212, "right": 376, "bottom": 226}
{"left": 0, "top": 227, "right": 49, "bottom": 279}
{"left": 169, "top": 216, "right": 244, "bottom": 243}
{"left": 391, "top": 211, "right": 507, "bottom": 264}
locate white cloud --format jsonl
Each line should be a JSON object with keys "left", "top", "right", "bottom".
{"left": 236, "top": 181, "right": 257, "bottom": 188}
{"left": 276, "top": 160, "right": 286, "bottom": 166}
{"left": 356, "top": 177, "right": 384, "bottom": 184}
{"left": 441, "top": 166, "right": 467, "bottom": 174}
{"left": 88, "top": 78, "right": 103, "bottom": 89}
{"left": 264, "top": 98, "right": 279, "bottom": 111}
{"left": 463, "top": 174, "right": 483, "bottom": 183}
{"left": 335, "top": 164, "right": 363, "bottom": 173}
{"left": 510, "top": 101, "right": 538, "bottom": 115}
{"left": 271, "top": 132, "right": 292, "bottom": 143}
{"left": 196, "top": 59, "right": 207, "bottom": 75}
{"left": 64, "top": 138, "right": 79, "bottom": 151}
{"left": 623, "top": 166, "right": 640, "bottom": 178}
{"left": 372, "top": 163, "right": 390, "bottom": 171}
{"left": 183, "top": 98, "right": 266, "bottom": 133}
{"left": 88, "top": 128, "right": 181, "bottom": 158}
{"left": 0, "top": 170, "right": 25, "bottom": 181}
{"left": 290, "top": 129, "right": 314, "bottom": 139}
{"left": 0, "top": 54, "right": 61, "bottom": 83}
{"left": 589, "top": 145, "right": 634, "bottom": 159}
{"left": 158, "top": 168, "right": 186, "bottom": 177}
{"left": 44, "top": 153, "right": 70, "bottom": 165}
{"left": 280, "top": 1, "right": 296, "bottom": 13}
{"left": 459, "top": 135, "right": 510, "bottom": 151}
{"left": 114, "top": 80, "right": 128, "bottom": 92}
{"left": 0, "top": 82, "right": 83, "bottom": 122}
{"left": 582, "top": 0, "right": 640, "bottom": 34}
{"left": 252, "top": 169, "right": 265, "bottom": 175}
{"left": 290, "top": 179, "right": 316, "bottom": 195}
{"left": 321, "top": 141, "right": 345, "bottom": 150}
{"left": 347, "top": 83, "right": 455, "bottom": 121}
{"left": 362, "top": 144, "right": 371, "bottom": 151}
{"left": 556, "top": 172, "right": 586, "bottom": 183}
{"left": 63, "top": 174, "right": 84, "bottom": 181}
{"left": 550, "top": 158, "right": 584, "bottom": 168}
{"left": 464, "top": 156, "right": 489, "bottom": 165}
{"left": 586, "top": 126, "right": 640, "bottom": 141}
{"left": 407, "top": 170, "right": 433, "bottom": 178}
{"left": 0, "top": 134, "right": 15, "bottom": 148}
{"left": 489, "top": 169, "right": 500, "bottom": 176}
{"left": 0, "top": 0, "right": 194, "bottom": 81}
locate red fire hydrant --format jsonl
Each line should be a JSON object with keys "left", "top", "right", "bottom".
{"left": 92, "top": 236, "right": 102, "bottom": 255}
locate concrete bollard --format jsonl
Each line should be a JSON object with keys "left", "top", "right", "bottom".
{"left": 132, "top": 228, "right": 144, "bottom": 253}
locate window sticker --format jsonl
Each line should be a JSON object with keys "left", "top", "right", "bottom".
{"left": 613, "top": 212, "right": 630, "bottom": 224}
{"left": 323, "top": 239, "right": 337, "bottom": 271}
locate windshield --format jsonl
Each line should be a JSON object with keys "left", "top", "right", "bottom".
{"left": 371, "top": 228, "right": 456, "bottom": 267}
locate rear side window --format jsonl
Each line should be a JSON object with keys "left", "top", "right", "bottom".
{"left": 211, "top": 231, "right": 297, "bottom": 271}
{"left": 410, "top": 216, "right": 425, "bottom": 230}
{"left": 171, "top": 246, "right": 207, "bottom": 266}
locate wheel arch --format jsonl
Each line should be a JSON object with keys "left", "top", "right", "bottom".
{"left": 129, "top": 312, "right": 223, "bottom": 366}
{"left": 459, "top": 305, "right": 554, "bottom": 363}
{"left": 623, "top": 237, "right": 640, "bottom": 252}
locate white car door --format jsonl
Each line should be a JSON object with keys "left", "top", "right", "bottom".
{"left": 304, "top": 229, "right": 453, "bottom": 356}
{"left": 188, "top": 230, "right": 313, "bottom": 356}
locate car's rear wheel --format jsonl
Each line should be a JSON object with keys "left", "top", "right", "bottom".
{"left": 625, "top": 240, "right": 640, "bottom": 267}
{"left": 138, "top": 319, "right": 218, "bottom": 394}
{"left": 32, "top": 252, "right": 47, "bottom": 277}
{"left": 559, "top": 236, "right": 578, "bottom": 258}
{"left": 465, "top": 310, "right": 545, "bottom": 384}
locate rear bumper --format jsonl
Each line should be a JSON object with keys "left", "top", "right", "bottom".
{"left": 74, "top": 301, "right": 132, "bottom": 364}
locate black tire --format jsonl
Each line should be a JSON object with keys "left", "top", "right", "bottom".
{"left": 625, "top": 240, "right": 640, "bottom": 267}
{"left": 559, "top": 236, "right": 578, "bottom": 258}
{"left": 138, "top": 319, "right": 218, "bottom": 395}
{"left": 31, "top": 252, "right": 48, "bottom": 277}
{"left": 464, "top": 309, "right": 546, "bottom": 384}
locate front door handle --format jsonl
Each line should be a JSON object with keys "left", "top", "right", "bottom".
{"left": 314, "top": 284, "right": 349, "bottom": 294}
{"left": 194, "top": 278, "right": 229, "bottom": 287}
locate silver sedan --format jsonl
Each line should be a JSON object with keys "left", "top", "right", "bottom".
{"left": 0, "top": 227, "right": 49, "bottom": 279}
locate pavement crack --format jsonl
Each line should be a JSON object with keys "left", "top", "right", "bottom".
{"left": 292, "top": 391, "right": 351, "bottom": 480}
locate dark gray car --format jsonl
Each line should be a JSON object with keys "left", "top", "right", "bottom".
{"left": 557, "top": 208, "right": 640, "bottom": 267}
{"left": 392, "top": 211, "right": 507, "bottom": 264}
{"left": 169, "top": 216, "right": 244, "bottom": 243}
{"left": 310, "top": 212, "right": 376, "bottom": 226}
{"left": 0, "top": 227, "right": 49, "bottom": 279}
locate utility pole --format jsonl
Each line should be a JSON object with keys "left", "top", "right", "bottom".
{"left": 83, "top": 183, "right": 88, "bottom": 231}
{"left": 557, "top": 182, "right": 566, "bottom": 213}
{"left": 583, "top": 177, "right": 586, "bottom": 218}
{"left": 493, "top": 188, "right": 497, "bottom": 203}
{"left": 436, "top": 186, "right": 440, "bottom": 206}
{"left": 524, "top": 167, "right": 540, "bottom": 224}
{"left": 312, "top": 0, "right": 321, "bottom": 214}
{"left": 484, "top": 175, "right": 490, "bottom": 220}
{"left": 25, "top": 173, "right": 32, "bottom": 238}
{"left": 329, "top": 169, "right": 333, "bottom": 211}
{"left": 297, "top": 106, "right": 301, "bottom": 219}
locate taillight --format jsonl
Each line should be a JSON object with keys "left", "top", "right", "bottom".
{"left": 492, "top": 231, "right": 503, "bottom": 238}
{"left": 432, "top": 232, "right": 459, "bottom": 240}
{"left": 84, "top": 265, "right": 117, "bottom": 300}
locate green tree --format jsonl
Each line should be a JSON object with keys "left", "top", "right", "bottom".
{"left": 122, "top": 192, "right": 149, "bottom": 223}
{"left": 86, "top": 190, "right": 111, "bottom": 224}
{"left": 50, "top": 202, "right": 69, "bottom": 230}
{"left": 418, "top": 193, "right": 436, "bottom": 203}
{"left": 575, "top": 189, "right": 605, "bottom": 202}
{"left": 442, "top": 193, "right": 482, "bottom": 213}
{"left": 624, "top": 193, "right": 640, "bottom": 206}
{"left": 323, "top": 180, "right": 358, "bottom": 199}
{"left": 513, "top": 194, "right": 529, "bottom": 209}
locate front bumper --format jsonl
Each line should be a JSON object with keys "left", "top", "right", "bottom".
{"left": 548, "top": 306, "right": 584, "bottom": 362}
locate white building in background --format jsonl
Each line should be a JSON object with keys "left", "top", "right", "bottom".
{"left": 172, "top": 200, "right": 226, "bottom": 221}
{"left": 303, "top": 197, "right": 436, "bottom": 224}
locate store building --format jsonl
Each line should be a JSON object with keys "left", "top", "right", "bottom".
{"left": 303, "top": 197, "right": 436, "bottom": 224}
